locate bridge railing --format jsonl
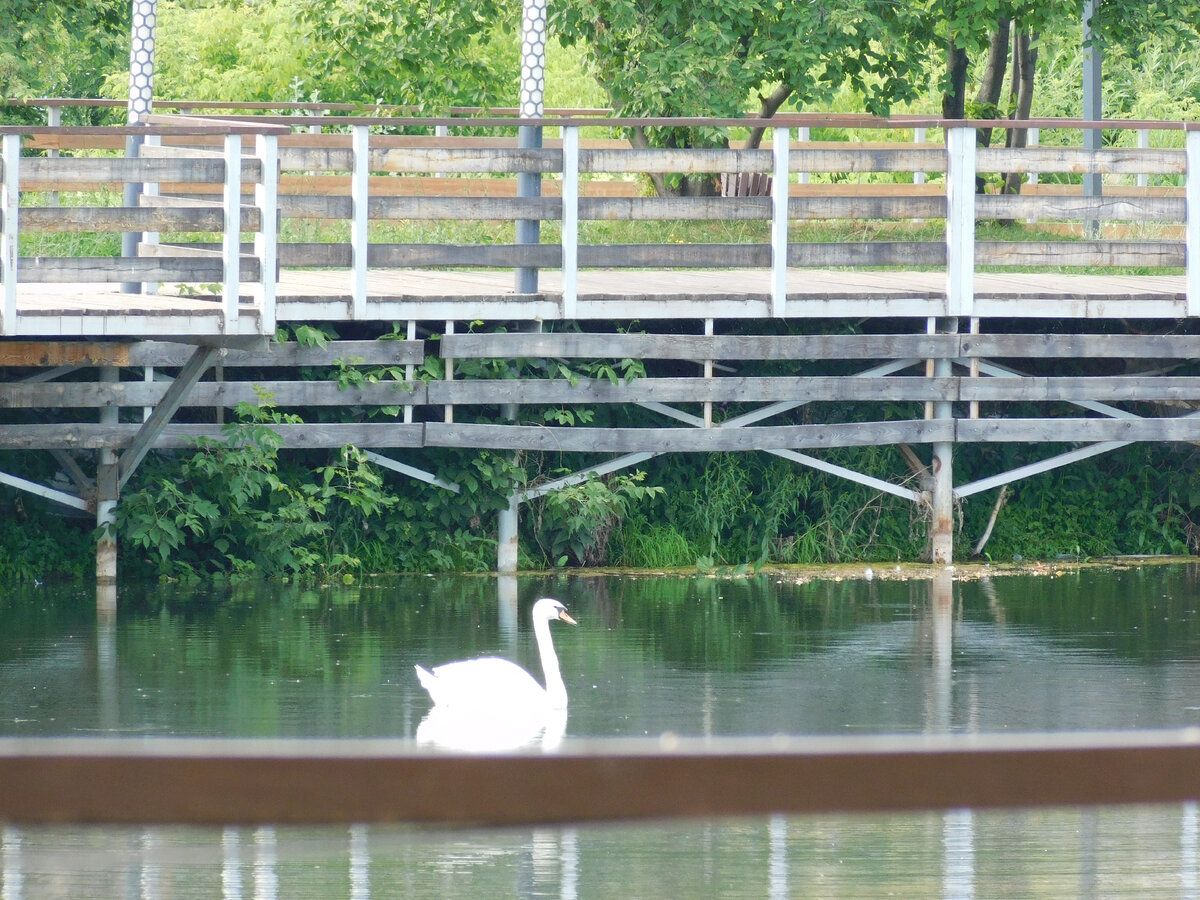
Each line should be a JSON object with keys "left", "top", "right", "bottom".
{"left": 3, "top": 114, "right": 1200, "bottom": 332}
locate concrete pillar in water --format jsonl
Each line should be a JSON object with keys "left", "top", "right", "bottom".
{"left": 929, "top": 319, "right": 957, "bottom": 564}
{"left": 497, "top": 492, "right": 520, "bottom": 574}
{"left": 96, "top": 366, "right": 120, "bottom": 589}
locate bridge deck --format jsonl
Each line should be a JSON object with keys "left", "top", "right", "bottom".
{"left": 10, "top": 269, "right": 1188, "bottom": 337}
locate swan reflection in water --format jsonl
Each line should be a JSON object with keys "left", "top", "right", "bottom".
{"left": 414, "top": 597, "right": 577, "bottom": 752}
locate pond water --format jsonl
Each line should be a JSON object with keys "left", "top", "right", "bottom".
{"left": 3, "top": 564, "right": 1200, "bottom": 897}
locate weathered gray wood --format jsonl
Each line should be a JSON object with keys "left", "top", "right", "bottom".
{"left": 365, "top": 147, "right": 561, "bottom": 174}
{"left": 21, "top": 157, "right": 237, "bottom": 185}
{"left": 367, "top": 196, "right": 560, "bottom": 221}
{"left": 788, "top": 147, "right": 948, "bottom": 173}
{"left": 0, "top": 380, "right": 428, "bottom": 408}
{"left": 19, "top": 205, "right": 261, "bottom": 233}
{"left": 118, "top": 345, "right": 218, "bottom": 489}
{"left": 0, "top": 339, "right": 422, "bottom": 370}
{"left": 977, "top": 194, "right": 1184, "bottom": 222}
{"left": 580, "top": 148, "right": 773, "bottom": 175}
{"left": 975, "top": 240, "right": 1184, "bottom": 268}
{"left": 787, "top": 242, "right": 944, "bottom": 267}
{"left": 579, "top": 196, "right": 771, "bottom": 221}
{"left": 957, "top": 417, "right": 1200, "bottom": 442}
{"left": 15, "top": 374, "right": 1200, "bottom": 411}
{"left": 439, "top": 331, "right": 1200, "bottom": 361}
{"left": 424, "top": 420, "right": 953, "bottom": 452}
{"left": 961, "top": 333, "right": 1200, "bottom": 358}
{"left": 976, "top": 146, "right": 1186, "bottom": 175}
{"left": 0, "top": 422, "right": 426, "bottom": 450}
{"left": 19, "top": 256, "right": 237, "bottom": 283}
{"left": 786, "top": 195, "right": 947, "bottom": 220}
{"left": 441, "top": 332, "right": 960, "bottom": 360}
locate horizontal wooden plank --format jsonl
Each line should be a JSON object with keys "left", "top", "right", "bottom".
{"left": 787, "top": 195, "right": 946, "bottom": 220}
{"left": 424, "top": 420, "right": 952, "bottom": 451}
{"left": 9, "top": 373, "right": 1200, "bottom": 411}
{"left": 0, "top": 380, "right": 427, "bottom": 409}
{"left": 579, "top": 196, "right": 772, "bottom": 221}
{"left": 789, "top": 146, "right": 947, "bottom": 173}
{"left": 18, "top": 256, "right": 240, "bottom": 284}
{"left": 977, "top": 194, "right": 1184, "bottom": 222}
{"left": 441, "top": 333, "right": 959, "bottom": 360}
{"left": 19, "top": 205, "right": 261, "bottom": 234}
{"left": 0, "top": 423, "right": 426, "bottom": 450}
{"left": 976, "top": 146, "right": 1186, "bottom": 175}
{"left": 956, "top": 416, "right": 1200, "bottom": 442}
{"left": 0, "top": 339, "right": 423, "bottom": 368}
{"left": 975, "top": 240, "right": 1184, "bottom": 268}
{"left": 788, "top": 241, "right": 944, "bottom": 267}
{"left": 442, "top": 332, "right": 1200, "bottom": 361}
{"left": 20, "top": 157, "right": 242, "bottom": 186}
{"left": 22, "top": 257, "right": 263, "bottom": 284}
{"left": 580, "top": 148, "right": 773, "bottom": 175}
{"left": 3, "top": 729, "right": 1200, "bottom": 826}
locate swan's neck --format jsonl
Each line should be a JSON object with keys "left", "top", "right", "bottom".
{"left": 534, "top": 614, "right": 568, "bottom": 707}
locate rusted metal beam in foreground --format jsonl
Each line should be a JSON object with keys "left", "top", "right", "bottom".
{"left": 1, "top": 731, "right": 1200, "bottom": 827}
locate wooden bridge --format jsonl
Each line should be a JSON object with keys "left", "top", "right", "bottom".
{"left": 4, "top": 107, "right": 1200, "bottom": 580}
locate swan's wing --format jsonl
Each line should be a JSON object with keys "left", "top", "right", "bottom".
{"left": 416, "top": 657, "right": 546, "bottom": 709}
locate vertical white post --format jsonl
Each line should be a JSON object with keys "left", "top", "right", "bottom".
{"left": 255, "top": 132, "right": 279, "bottom": 335}
{"left": 443, "top": 320, "right": 454, "bottom": 424}
{"left": 1, "top": 133, "right": 18, "bottom": 336}
{"left": 561, "top": 125, "right": 579, "bottom": 318}
{"left": 351, "top": 124, "right": 369, "bottom": 320}
{"left": 221, "top": 133, "right": 242, "bottom": 332}
{"left": 771, "top": 126, "right": 790, "bottom": 317}
{"left": 404, "top": 319, "right": 416, "bottom": 425}
{"left": 795, "top": 126, "right": 809, "bottom": 184}
{"left": 1137, "top": 128, "right": 1150, "bottom": 189}
{"left": 1186, "top": 129, "right": 1200, "bottom": 317}
{"left": 945, "top": 126, "right": 975, "bottom": 318}
{"left": 140, "top": 132, "right": 161, "bottom": 295}
{"left": 46, "top": 105, "right": 61, "bottom": 208}
{"left": 913, "top": 127, "right": 927, "bottom": 185}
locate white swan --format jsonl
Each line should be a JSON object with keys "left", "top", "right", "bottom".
{"left": 414, "top": 597, "right": 577, "bottom": 711}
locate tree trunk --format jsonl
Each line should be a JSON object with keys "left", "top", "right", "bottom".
{"left": 1003, "top": 27, "right": 1039, "bottom": 196}
{"left": 746, "top": 83, "right": 795, "bottom": 151}
{"left": 975, "top": 20, "right": 1011, "bottom": 148}
{"left": 942, "top": 44, "right": 970, "bottom": 119}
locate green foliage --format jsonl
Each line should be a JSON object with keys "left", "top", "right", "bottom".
{"left": 531, "top": 471, "right": 664, "bottom": 567}
{"left": 101, "top": 0, "right": 310, "bottom": 105}
{"left": 116, "top": 402, "right": 397, "bottom": 580}
{"left": 1, "top": 0, "right": 127, "bottom": 119}
{"left": 293, "top": 0, "right": 519, "bottom": 109}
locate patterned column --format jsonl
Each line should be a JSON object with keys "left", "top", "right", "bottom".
{"left": 127, "top": 0, "right": 157, "bottom": 124}
{"left": 519, "top": 0, "right": 546, "bottom": 118}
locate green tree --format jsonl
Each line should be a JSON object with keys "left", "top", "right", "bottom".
{"left": 1, "top": 0, "right": 128, "bottom": 122}
{"left": 294, "top": 0, "right": 521, "bottom": 109}
{"left": 552, "top": 0, "right": 931, "bottom": 187}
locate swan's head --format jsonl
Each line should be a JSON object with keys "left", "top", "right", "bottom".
{"left": 533, "top": 597, "right": 577, "bottom": 627}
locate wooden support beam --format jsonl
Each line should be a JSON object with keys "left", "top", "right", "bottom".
{"left": 2, "top": 730, "right": 1200, "bottom": 827}
{"left": 117, "top": 345, "right": 218, "bottom": 490}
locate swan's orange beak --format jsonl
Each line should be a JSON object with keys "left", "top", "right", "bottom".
{"left": 558, "top": 610, "right": 578, "bottom": 626}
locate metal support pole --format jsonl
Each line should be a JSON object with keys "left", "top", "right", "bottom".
{"left": 515, "top": 0, "right": 546, "bottom": 295}
{"left": 1, "top": 134, "right": 18, "bottom": 336}
{"left": 122, "top": 0, "right": 157, "bottom": 294}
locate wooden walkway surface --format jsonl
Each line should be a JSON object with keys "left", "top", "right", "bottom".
{"left": 10, "top": 269, "right": 1189, "bottom": 337}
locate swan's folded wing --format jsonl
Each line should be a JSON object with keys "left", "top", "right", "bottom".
{"left": 417, "top": 657, "right": 547, "bottom": 709}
